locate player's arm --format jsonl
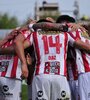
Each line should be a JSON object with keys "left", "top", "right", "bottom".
{"left": 68, "top": 23, "right": 87, "bottom": 32}
{"left": 74, "top": 39, "right": 90, "bottom": 53}
{"left": 0, "top": 39, "right": 30, "bottom": 55}
{"left": 0, "top": 29, "right": 19, "bottom": 47}
{"left": 14, "top": 33, "right": 31, "bottom": 78}
{"left": 68, "top": 32, "right": 90, "bottom": 53}
{"left": 32, "top": 22, "right": 68, "bottom": 32}
{"left": 33, "top": 22, "right": 87, "bottom": 33}
{"left": 14, "top": 33, "right": 30, "bottom": 63}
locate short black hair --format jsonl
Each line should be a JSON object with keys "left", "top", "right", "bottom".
{"left": 56, "top": 15, "right": 75, "bottom": 23}
{"left": 36, "top": 19, "right": 52, "bottom": 23}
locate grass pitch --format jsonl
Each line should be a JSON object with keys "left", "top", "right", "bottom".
{"left": 22, "top": 84, "right": 28, "bottom": 100}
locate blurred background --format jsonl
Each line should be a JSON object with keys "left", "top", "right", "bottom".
{"left": 0, "top": 1, "right": 90, "bottom": 99}
{"left": 0, "top": 0, "right": 90, "bottom": 37}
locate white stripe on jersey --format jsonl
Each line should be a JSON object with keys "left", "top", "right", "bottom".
{"left": 0, "top": 55, "right": 22, "bottom": 80}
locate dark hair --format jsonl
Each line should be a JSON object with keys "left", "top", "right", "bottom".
{"left": 36, "top": 19, "right": 52, "bottom": 23}
{"left": 56, "top": 15, "right": 75, "bottom": 23}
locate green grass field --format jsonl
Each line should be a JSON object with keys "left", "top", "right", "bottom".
{"left": 22, "top": 84, "right": 28, "bottom": 100}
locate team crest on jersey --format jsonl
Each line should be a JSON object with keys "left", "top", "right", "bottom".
{"left": 38, "top": 30, "right": 63, "bottom": 35}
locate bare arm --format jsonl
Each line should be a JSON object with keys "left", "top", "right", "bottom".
{"left": 68, "top": 23, "right": 87, "bottom": 32}
{"left": 14, "top": 33, "right": 31, "bottom": 63}
{"left": 74, "top": 39, "right": 90, "bottom": 53}
{"left": 33, "top": 22, "right": 88, "bottom": 33}
{"left": 0, "top": 39, "right": 29, "bottom": 55}
{"left": 14, "top": 33, "right": 31, "bottom": 78}
{"left": 0, "top": 29, "right": 20, "bottom": 47}
{"left": 33, "top": 22, "right": 68, "bottom": 32}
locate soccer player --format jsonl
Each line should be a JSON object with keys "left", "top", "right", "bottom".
{"left": 70, "top": 31, "right": 90, "bottom": 100}
{"left": 34, "top": 15, "right": 87, "bottom": 100}
{"left": 56, "top": 15, "right": 79, "bottom": 100}
{"left": 56, "top": 15, "right": 90, "bottom": 100}
{"left": 0, "top": 28, "right": 31, "bottom": 100}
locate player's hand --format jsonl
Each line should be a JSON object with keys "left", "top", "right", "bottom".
{"left": 68, "top": 23, "right": 87, "bottom": 32}
{"left": 21, "top": 63, "right": 28, "bottom": 79}
{"left": 46, "top": 17, "right": 55, "bottom": 23}
{"left": 28, "top": 19, "right": 37, "bottom": 24}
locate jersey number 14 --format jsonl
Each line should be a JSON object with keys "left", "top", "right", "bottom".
{"left": 42, "top": 35, "right": 62, "bottom": 54}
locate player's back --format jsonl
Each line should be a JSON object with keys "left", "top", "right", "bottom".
{"left": 31, "top": 31, "right": 71, "bottom": 76}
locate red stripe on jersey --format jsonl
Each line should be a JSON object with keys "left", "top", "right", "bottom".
{"left": 81, "top": 52, "right": 90, "bottom": 72}
{"left": 69, "top": 47, "right": 78, "bottom": 80}
{"left": 64, "top": 33, "right": 68, "bottom": 76}
{"left": 72, "top": 61, "right": 78, "bottom": 80}
{"left": 68, "top": 30, "right": 80, "bottom": 40}
{"left": 20, "top": 29, "right": 31, "bottom": 38}
{"left": 76, "top": 31, "right": 90, "bottom": 72}
{"left": 67, "top": 60, "right": 78, "bottom": 81}
{"left": 33, "top": 32, "right": 40, "bottom": 75}
{"left": 76, "top": 30, "right": 81, "bottom": 39}
{"left": 11, "top": 56, "right": 18, "bottom": 78}
{"left": 2, "top": 40, "right": 13, "bottom": 48}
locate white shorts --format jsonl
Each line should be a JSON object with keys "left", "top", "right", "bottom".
{"left": 32, "top": 74, "right": 71, "bottom": 100}
{"left": 27, "top": 84, "right": 32, "bottom": 100}
{"left": 0, "top": 77, "right": 22, "bottom": 100}
{"left": 69, "top": 80, "right": 79, "bottom": 100}
{"left": 78, "top": 72, "right": 90, "bottom": 100}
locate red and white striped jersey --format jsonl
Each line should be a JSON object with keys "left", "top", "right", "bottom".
{"left": 68, "top": 29, "right": 90, "bottom": 74}
{"left": 28, "top": 31, "right": 75, "bottom": 76}
{"left": 0, "top": 40, "right": 22, "bottom": 79}
{"left": 0, "top": 29, "right": 31, "bottom": 79}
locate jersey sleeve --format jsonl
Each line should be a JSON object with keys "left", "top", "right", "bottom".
{"left": 20, "top": 29, "right": 33, "bottom": 45}
{"left": 24, "top": 33, "right": 33, "bottom": 47}
{"left": 20, "top": 29, "right": 31, "bottom": 39}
